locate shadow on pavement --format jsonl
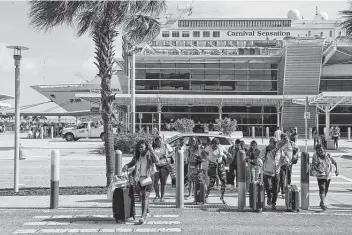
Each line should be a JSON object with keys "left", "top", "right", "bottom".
{"left": 330, "top": 204, "right": 352, "bottom": 208}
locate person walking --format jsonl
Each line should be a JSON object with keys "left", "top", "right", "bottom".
{"left": 312, "top": 126, "right": 319, "bottom": 148}
{"left": 277, "top": 133, "right": 299, "bottom": 198}
{"left": 187, "top": 137, "right": 203, "bottom": 200}
{"left": 122, "top": 140, "right": 158, "bottom": 224}
{"left": 152, "top": 136, "right": 173, "bottom": 202}
{"left": 311, "top": 144, "right": 338, "bottom": 211}
{"left": 228, "top": 139, "right": 241, "bottom": 190}
{"left": 259, "top": 137, "right": 287, "bottom": 210}
{"left": 246, "top": 140, "right": 261, "bottom": 182}
{"left": 202, "top": 138, "right": 231, "bottom": 204}
{"left": 331, "top": 126, "right": 340, "bottom": 150}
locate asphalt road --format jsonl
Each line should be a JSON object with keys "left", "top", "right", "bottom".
{"left": 1, "top": 207, "right": 352, "bottom": 235}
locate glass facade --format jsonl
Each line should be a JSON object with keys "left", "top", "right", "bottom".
{"left": 318, "top": 77, "right": 352, "bottom": 136}
{"left": 136, "top": 62, "right": 278, "bottom": 95}
{"left": 135, "top": 105, "right": 278, "bottom": 135}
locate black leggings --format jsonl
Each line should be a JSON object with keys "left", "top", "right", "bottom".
{"left": 317, "top": 179, "right": 331, "bottom": 197}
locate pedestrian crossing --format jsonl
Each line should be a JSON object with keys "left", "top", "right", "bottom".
{"left": 13, "top": 214, "right": 182, "bottom": 234}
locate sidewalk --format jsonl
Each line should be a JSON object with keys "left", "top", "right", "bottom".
{"left": 1, "top": 187, "right": 351, "bottom": 212}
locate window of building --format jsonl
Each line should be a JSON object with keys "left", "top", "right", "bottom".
{"left": 203, "top": 31, "right": 210, "bottom": 37}
{"left": 192, "top": 41, "right": 198, "bottom": 46}
{"left": 151, "top": 41, "right": 157, "bottom": 46}
{"left": 172, "top": 31, "right": 180, "bottom": 37}
{"left": 193, "top": 31, "right": 200, "bottom": 37}
{"left": 182, "top": 31, "right": 190, "bottom": 37}
{"left": 213, "top": 31, "right": 220, "bottom": 37}
{"left": 329, "top": 30, "right": 333, "bottom": 37}
{"left": 162, "top": 31, "right": 169, "bottom": 37}
{"left": 171, "top": 41, "right": 177, "bottom": 46}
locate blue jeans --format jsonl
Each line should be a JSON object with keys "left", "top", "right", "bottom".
{"left": 249, "top": 164, "right": 260, "bottom": 182}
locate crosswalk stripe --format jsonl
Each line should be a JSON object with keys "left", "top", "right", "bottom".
{"left": 13, "top": 228, "right": 182, "bottom": 234}
{"left": 33, "top": 214, "right": 180, "bottom": 219}
{"left": 24, "top": 220, "right": 181, "bottom": 226}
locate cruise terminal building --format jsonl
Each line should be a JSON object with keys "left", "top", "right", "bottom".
{"left": 76, "top": 9, "right": 352, "bottom": 137}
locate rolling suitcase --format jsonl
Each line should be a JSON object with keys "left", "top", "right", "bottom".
{"left": 249, "top": 174, "right": 265, "bottom": 212}
{"left": 195, "top": 182, "right": 206, "bottom": 204}
{"left": 284, "top": 169, "right": 300, "bottom": 213}
{"left": 112, "top": 187, "right": 135, "bottom": 223}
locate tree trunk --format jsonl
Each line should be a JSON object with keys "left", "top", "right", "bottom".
{"left": 93, "top": 25, "right": 118, "bottom": 187}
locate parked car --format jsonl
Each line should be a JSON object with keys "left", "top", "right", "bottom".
{"left": 62, "top": 122, "right": 116, "bottom": 141}
{"left": 165, "top": 133, "right": 233, "bottom": 150}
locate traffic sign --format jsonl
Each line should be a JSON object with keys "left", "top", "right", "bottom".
{"left": 304, "top": 112, "right": 311, "bottom": 119}
{"left": 139, "top": 113, "right": 143, "bottom": 119}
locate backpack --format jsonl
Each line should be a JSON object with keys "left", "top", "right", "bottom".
{"left": 290, "top": 141, "right": 299, "bottom": 164}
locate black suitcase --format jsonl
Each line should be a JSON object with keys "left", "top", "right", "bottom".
{"left": 249, "top": 178, "right": 265, "bottom": 212}
{"left": 285, "top": 185, "right": 300, "bottom": 212}
{"left": 195, "top": 182, "right": 206, "bottom": 204}
{"left": 226, "top": 169, "right": 234, "bottom": 185}
{"left": 112, "top": 187, "right": 135, "bottom": 223}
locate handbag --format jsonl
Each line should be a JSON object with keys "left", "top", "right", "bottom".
{"left": 140, "top": 176, "right": 153, "bottom": 186}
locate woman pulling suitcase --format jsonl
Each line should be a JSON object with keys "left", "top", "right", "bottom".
{"left": 123, "top": 140, "right": 159, "bottom": 224}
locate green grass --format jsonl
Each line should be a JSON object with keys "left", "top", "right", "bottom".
{"left": 0, "top": 186, "right": 107, "bottom": 196}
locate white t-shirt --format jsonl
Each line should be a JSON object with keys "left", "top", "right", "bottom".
{"left": 274, "top": 130, "right": 282, "bottom": 141}
{"left": 204, "top": 145, "right": 226, "bottom": 164}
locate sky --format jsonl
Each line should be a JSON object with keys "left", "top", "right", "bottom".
{"left": 0, "top": 0, "right": 350, "bottom": 112}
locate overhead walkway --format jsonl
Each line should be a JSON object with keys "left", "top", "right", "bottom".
{"left": 293, "top": 92, "right": 352, "bottom": 138}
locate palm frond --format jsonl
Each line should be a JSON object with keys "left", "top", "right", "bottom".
{"left": 123, "top": 15, "right": 161, "bottom": 45}
{"left": 28, "top": 0, "right": 88, "bottom": 32}
{"left": 139, "top": 0, "right": 167, "bottom": 18}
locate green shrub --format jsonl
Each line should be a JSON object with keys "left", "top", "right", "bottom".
{"left": 214, "top": 117, "right": 237, "bottom": 136}
{"left": 114, "top": 132, "right": 159, "bottom": 154}
{"left": 173, "top": 118, "right": 195, "bottom": 133}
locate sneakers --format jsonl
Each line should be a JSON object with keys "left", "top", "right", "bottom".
{"left": 220, "top": 196, "right": 226, "bottom": 204}
{"left": 281, "top": 193, "right": 285, "bottom": 199}
{"left": 272, "top": 205, "right": 277, "bottom": 210}
{"left": 139, "top": 217, "right": 145, "bottom": 224}
{"left": 267, "top": 198, "right": 272, "bottom": 206}
{"left": 320, "top": 202, "right": 327, "bottom": 211}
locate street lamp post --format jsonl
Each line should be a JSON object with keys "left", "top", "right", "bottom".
{"left": 7, "top": 45, "right": 29, "bottom": 192}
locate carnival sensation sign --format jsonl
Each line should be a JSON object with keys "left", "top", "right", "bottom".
{"left": 227, "top": 30, "right": 290, "bottom": 37}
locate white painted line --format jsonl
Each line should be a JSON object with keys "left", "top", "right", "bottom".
{"left": 135, "top": 228, "right": 182, "bottom": 233}
{"left": 33, "top": 216, "right": 51, "bottom": 219}
{"left": 13, "top": 229, "right": 39, "bottom": 234}
{"left": 38, "top": 229, "right": 69, "bottom": 233}
{"left": 78, "top": 229, "right": 100, "bottom": 233}
{"left": 100, "top": 229, "right": 116, "bottom": 233}
{"left": 146, "top": 221, "right": 182, "bottom": 225}
{"left": 338, "top": 175, "right": 352, "bottom": 183}
{"left": 33, "top": 214, "right": 178, "bottom": 219}
{"left": 153, "top": 215, "right": 180, "bottom": 218}
{"left": 23, "top": 222, "right": 48, "bottom": 226}
{"left": 115, "top": 228, "right": 134, "bottom": 232}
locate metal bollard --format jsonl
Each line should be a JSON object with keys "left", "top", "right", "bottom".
{"left": 237, "top": 150, "right": 246, "bottom": 209}
{"left": 252, "top": 126, "right": 255, "bottom": 139}
{"left": 176, "top": 149, "right": 184, "bottom": 208}
{"left": 41, "top": 127, "right": 44, "bottom": 139}
{"left": 19, "top": 143, "right": 25, "bottom": 160}
{"left": 146, "top": 126, "right": 150, "bottom": 134}
{"left": 50, "top": 150, "right": 60, "bottom": 209}
{"left": 309, "top": 128, "right": 312, "bottom": 140}
{"left": 266, "top": 127, "right": 269, "bottom": 139}
{"left": 301, "top": 152, "right": 309, "bottom": 210}
{"left": 51, "top": 126, "right": 54, "bottom": 139}
{"left": 348, "top": 127, "right": 351, "bottom": 141}
{"left": 114, "top": 150, "right": 122, "bottom": 176}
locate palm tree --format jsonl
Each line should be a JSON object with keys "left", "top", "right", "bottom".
{"left": 28, "top": 1, "right": 166, "bottom": 186}
{"left": 340, "top": 3, "right": 352, "bottom": 37}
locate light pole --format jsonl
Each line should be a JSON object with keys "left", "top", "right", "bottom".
{"left": 7, "top": 45, "right": 29, "bottom": 192}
